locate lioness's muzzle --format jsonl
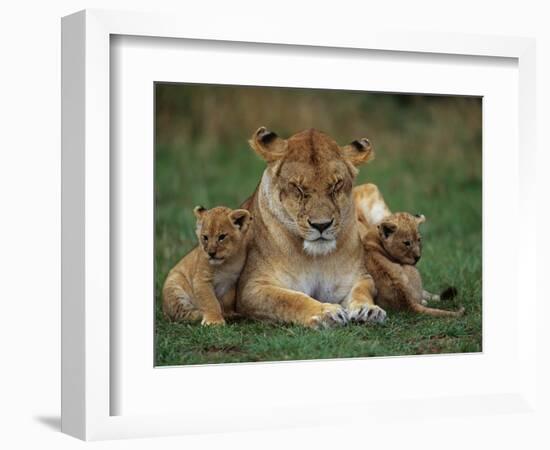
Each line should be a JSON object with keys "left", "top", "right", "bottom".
{"left": 307, "top": 219, "right": 334, "bottom": 233}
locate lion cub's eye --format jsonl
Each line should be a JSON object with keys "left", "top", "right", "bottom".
{"left": 218, "top": 234, "right": 227, "bottom": 242}
{"left": 202, "top": 235, "right": 208, "bottom": 242}
{"left": 403, "top": 240, "right": 412, "bottom": 247}
{"left": 290, "top": 183, "right": 304, "bottom": 198}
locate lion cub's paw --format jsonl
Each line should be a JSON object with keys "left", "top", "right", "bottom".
{"left": 347, "top": 303, "right": 387, "bottom": 324}
{"left": 201, "top": 315, "right": 226, "bottom": 326}
{"left": 307, "top": 303, "right": 348, "bottom": 329}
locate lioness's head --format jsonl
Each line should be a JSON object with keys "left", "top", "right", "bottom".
{"left": 378, "top": 212, "right": 425, "bottom": 265}
{"left": 193, "top": 206, "right": 252, "bottom": 266}
{"left": 250, "top": 127, "right": 374, "bottom": 256}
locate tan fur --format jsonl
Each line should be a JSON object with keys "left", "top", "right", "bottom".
{"left": 162, "top": 206, "right": 252, "bottom": 325}
{"left": 363, "top": 212, "right": 464, "bottom": 318}
{"left": 237, "top": 128, "right": 386, "bottom": 328}
{"left": 353, "top": 183, "right": 392, "bottom": 231}
{"left": 353, "top": 183, "right": 439, "bottom": 301}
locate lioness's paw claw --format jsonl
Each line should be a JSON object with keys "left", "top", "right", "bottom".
{"left": 366, "top": 305, "right": 387, "bottom": 323}
{"left": 309, "top": 304, "right": 348, "bottom": 329}
{"left": 347, "top": 304, "right": 386, "bottom": 324}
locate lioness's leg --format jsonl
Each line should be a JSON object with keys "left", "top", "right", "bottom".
{"left": 342, "top": 276, "right": 387, "bottom": 323}
{"left": 353, "top": 183, "right": 392, "bottom": 226}
{"left": 239, "top": 284, "right": 348, "bottom": 329}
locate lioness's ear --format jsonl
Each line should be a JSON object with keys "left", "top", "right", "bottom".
{"left": 341, "top": 138, "right": 375, "bottom": 167}
{"left": 414, "top": 213, "right": 426, "bottom": 224}
{"left": 228, "top": 209, "right": 251, "bottom": 232}
{"left": 193, "top": 205, "right": 206, "bottom": 220}
{"left": 379, "top": 221, "right": 397, "bottom": 238}
{"left": 248, "top": 126, "right": 287, "bottom": 163}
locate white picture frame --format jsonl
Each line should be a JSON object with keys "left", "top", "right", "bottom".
{"left": 61, "top": 9, "right": 538, "bottom": 441}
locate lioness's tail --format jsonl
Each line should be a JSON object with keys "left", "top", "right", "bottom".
{"left": 410, "top": 302, "right": 465, "bottom": 318}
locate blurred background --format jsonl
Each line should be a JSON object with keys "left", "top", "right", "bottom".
{"left": 156, "top": 83, "right": 481, "bottom": 158}
{"left": 155, "top": 83, "right": 481, "bottom": 265}
{"left": 155, "top": 83, "right": 482, "bottom": 364}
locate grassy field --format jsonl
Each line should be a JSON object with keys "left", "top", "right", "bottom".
{"left": 154, "top": 87, "right": 482, "bottom": 366}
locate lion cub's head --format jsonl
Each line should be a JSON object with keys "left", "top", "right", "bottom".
{"left": 193, "top": 206, "right": 252, "bottom": 266}
{"left": 378, "top": 212, "right": 425, "bottom": 266}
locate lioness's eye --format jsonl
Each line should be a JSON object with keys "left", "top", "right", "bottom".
{"left": 218, "top": 234, "right": 227, "bottom": 242}
{"left": 404, "top": 240, "right": 411, "bottom": 247}
{"left": 332, "top": 180, "right": 343, "bottom": 193}
{"left": 202, "top": 235, "right": 208, "bottom": 241}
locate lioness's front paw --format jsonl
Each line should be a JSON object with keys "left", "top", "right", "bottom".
{"left": 307, "top": 303, "right": 349, "bottom": 329}
{"left": 346, "top": 303, "right": 387, "bottom": 324}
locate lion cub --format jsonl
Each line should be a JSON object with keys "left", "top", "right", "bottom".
{"left": 363, "top": 212, "right": 464, "bottom": 317}
{"left": 162, "top": 206, "right": 252, "bottom": 325}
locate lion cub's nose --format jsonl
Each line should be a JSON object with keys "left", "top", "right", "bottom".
{"left": 208, "top": 251, "right": 216, "bottom": 258}
{"left": 308, "top": 219, "right": 333, "bottom": 233}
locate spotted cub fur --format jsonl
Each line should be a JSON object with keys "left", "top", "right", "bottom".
{"left": 162, "top": 206, "right": 252, "bottom": 325}
{"left": 363, "top": 212, "right": 464, "bottom": 317}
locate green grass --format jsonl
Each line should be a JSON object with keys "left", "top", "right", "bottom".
{"left": 154, "top": 90, "right": 482, "bottom": 366}
{"left": 154, "top": 145, "right": 482, "bottom": 366}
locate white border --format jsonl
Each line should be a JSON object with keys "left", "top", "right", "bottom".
{"left": 112, "top": 35, "right": 518, "bottom": 417}
{"left": 61, "top": 9, "right": 537, "bottom": 441}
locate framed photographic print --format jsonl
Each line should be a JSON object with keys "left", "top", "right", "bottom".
{"left": 61, "top": 9, "right": 538, "bottom": 441}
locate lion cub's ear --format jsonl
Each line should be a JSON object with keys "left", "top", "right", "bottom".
{"left": 249, "top": 127, "right": 288, "bottom": 163}
{"left": 414, "top": 213, "right": 426, "bottom": 224}
{"left": 228, "top": 209, "right": 252, "bottom": 232}
{"left": 379, "top": 221, "right": 397, "bottom": 239}
{"left": 193, "top": 205, "right": 207, "bottom": 220}
{"left": 341, "top": 138, "right": 375, "bottom": 167}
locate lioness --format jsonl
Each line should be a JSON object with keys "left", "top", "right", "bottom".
{"left": 363, "top": 212, "right": 464, "bottom": 317}
{"left": 237, "top": 127, "right": 386, "bottom": 328}
{"left": 162, "top": 206, "right": 252, "bottom": 325}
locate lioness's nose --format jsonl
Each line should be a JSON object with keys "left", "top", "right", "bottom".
{"left": 308, "top": 219, "right": 333, "bottom": 233}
